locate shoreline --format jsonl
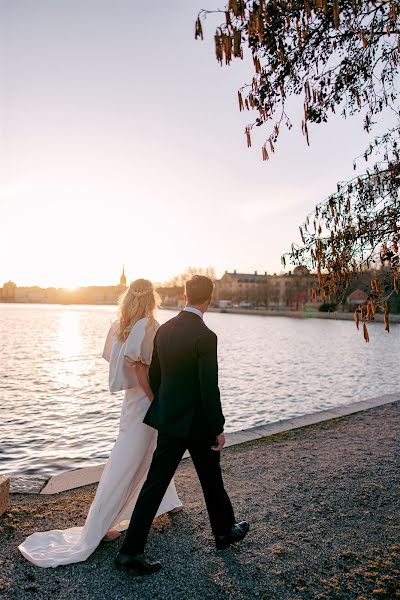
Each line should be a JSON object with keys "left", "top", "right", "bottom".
{"left": 164, "top": 305, "right": 400, "bottom": 322}
{"left": 9, "top": 392, "right": 399, "bottom": 495}
{"left": 2, "top": 302, "right": 400, "bottom": 323}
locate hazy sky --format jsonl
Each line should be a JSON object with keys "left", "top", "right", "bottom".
{"left": 0, "top": 0, "right": 386, "bottom": 287}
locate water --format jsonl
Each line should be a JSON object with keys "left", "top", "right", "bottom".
{"left": 1, "top": 304, "right": 399, "bottom": 477}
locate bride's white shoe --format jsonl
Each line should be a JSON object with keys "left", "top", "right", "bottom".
{"left": 102, "top": 530, "right": 122, "bottom": 542}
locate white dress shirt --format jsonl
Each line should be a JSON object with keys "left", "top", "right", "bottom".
{"left": 183, "top": 306, "right": 204, "bottom": 320}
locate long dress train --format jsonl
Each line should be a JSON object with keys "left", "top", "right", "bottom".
{"left": 18, "top": 317, "right": 182, "bottom": 568}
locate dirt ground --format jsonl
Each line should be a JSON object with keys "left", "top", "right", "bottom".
{"left": 1, "top": 401, "right": 399, "bottom": 599}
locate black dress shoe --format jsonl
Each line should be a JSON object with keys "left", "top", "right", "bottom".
{"left": 115, "top": 552, "right": 162, "bottom": 575}
{"left": 215, "top": 521, "right": 250, "bottom": 550}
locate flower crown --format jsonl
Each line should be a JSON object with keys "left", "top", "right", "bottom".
{"left": 131, "top": 288, "right": 153, "bottom": 298}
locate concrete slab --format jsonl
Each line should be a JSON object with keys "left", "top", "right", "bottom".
{"left": 224, "top": 430, "right": 263, "bottom": 448}
{"left": 0, "top": 476, "right": 10, "bottom": 515}
{"left": 245, "top": 410, "right": 343, "bottom": 439}
{"left": 238, "top": 394, "right": 399, "bottom": 441}
{"left": 360, "top": 393, "right": 399, "bottom": 407}
{"left": 40, "top": 464, "right": 105, "bottom": 495}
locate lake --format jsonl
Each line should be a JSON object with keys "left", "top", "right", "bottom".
{"left": 1, "top": 304, "right": 399, "bottom": 477}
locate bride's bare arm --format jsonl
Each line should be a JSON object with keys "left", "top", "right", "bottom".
{"left": 134, "top": 362, "right": 154, "bottom": 401}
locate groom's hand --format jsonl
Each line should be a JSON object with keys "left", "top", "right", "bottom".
{"left": 211, "top": 433, "right": 225, "bottom": 452}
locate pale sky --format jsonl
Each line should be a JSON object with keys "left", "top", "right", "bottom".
{"left": 0, "top": 0, "right": 388, "bottom": 288}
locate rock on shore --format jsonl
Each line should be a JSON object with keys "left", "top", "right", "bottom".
{"left": 0, "top": 476, "right": 10, "bottom": 516}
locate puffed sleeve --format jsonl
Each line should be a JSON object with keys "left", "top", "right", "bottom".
{"left": 102, "top": 321, "right": 119, "bottom": 362}
{"left": 124, "top": 317, "right": 159, "bottom": 366}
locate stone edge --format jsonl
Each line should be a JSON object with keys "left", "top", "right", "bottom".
{"left": 10, "top": 392, "right": 399, "bottom": 495}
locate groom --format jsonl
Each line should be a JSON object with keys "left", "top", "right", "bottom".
{"left": 116, "top": 275, "right": 249, "bottom": 574}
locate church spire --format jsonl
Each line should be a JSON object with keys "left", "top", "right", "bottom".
{"left": 120, "top": 265, "right": 127, "bottom": 288}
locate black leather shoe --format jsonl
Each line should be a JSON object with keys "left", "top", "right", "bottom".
{"left": 115, "top": 552, "right": 162, "bottom": 575}
{"left": 215, "top": 521, "right": 250, "bottom": 550}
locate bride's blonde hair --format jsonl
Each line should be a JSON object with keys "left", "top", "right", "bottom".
{"left": 118, "top": 278, "right": 160, "bottom": 342}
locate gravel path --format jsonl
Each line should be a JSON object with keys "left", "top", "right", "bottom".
{"left": 1, "top": 401, "right": 399, "bottom": 600}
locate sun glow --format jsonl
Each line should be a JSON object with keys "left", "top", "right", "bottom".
{"left": 0, "top": 181, "right": 193, "bottom": 288}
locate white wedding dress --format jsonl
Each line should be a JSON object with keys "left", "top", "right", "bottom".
{"left": 19, "top": 317, "right": 182, "bottom": 568}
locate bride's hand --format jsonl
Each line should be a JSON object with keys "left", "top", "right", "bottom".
{"left": 135, "top": 361, "right": 154, "bottom": 401}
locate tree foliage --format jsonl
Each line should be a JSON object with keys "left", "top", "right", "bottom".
{"left": 197, "top": 0, "right": 400, "bottom": 339}
{"left": 162, "top": 266, "right": 216, "bottom": 288}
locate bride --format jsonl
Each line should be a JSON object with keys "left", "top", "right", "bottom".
{"left": 19, "top": 279, "right": 182, "bottom": 568}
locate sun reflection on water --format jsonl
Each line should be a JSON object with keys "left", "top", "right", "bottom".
{"left": 57, "top": 310, "right": 83, "bottom": 356}
{"left": 52, "top": 310, "right": 85, "bottom": 391}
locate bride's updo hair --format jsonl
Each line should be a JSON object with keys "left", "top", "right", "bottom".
{"left": 118, "top": 278, "right": 160, "bottom": 342}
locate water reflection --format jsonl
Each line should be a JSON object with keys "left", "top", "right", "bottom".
{"left": 56, "top": 310, "right": 83, "bottom": 358}
{"left": 52, "top": 310, "right": 85, "bottom": 391}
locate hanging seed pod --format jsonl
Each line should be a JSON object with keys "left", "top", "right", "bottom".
{"left": 195, "top": 17, "right": 203, "bottom": 40}
{"left": 384, "top": 303, "right": 390, "bottom": 333}
{"left": 253, "top": 56, "right": 261, "bottom": 73}
{"left": 245, "top": 127, "right": 252, "bottom": 148}
{"left": 363, "top": 322, "right": 370, "bottom": 343}
{"left": 333, "top": 0, "right": 340, "bottom": 28}
{"left": 257, "top": 13, "right": 264, "bottom": 42}
{"left": 354, "top": 309, "right": 360, "bottom": 330}
{"left": 233, "top": 29, "right": 242, "bottom": 57}
{"left": 394, "top": 269, "right": 399, "bottom": 293}
{"left": 304, "top": 121, "right": 310, "bottom": 145}
{"left": 224, "top": 34, "right": 232, "bottom": 64}
{"left": 228, "top": 0, "right": 238, "bottom": 15}
{"left": 215, "top": 34, "right": 223, "bottom": 63}
{"left": 238, "top": 90, "right": 244, "bottom": 111}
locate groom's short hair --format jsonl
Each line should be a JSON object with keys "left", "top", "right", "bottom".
{"left": 185, "top": 275, "right": 214, "bottom": 305}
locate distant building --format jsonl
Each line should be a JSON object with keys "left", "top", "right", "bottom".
{"left": 292, "top": 265, "right": 310, "bottom": 276}
{"left": 0, "top": 267, "right": 128, "bottom": 305}
{"left": 0, "top": 281, "right": 16, "bottom": 302}
{"left": 347, "top": 289, "right": 368, "bottom": 305}
{"left": 15, "top": 287, "right": 47, "bottom": 303}
{"left": 215, "top": 267, "right": 319, "bottom": 309}
{"left": 215, "top": 270, "right": 268, "bottom": 302}
{"left": 120, "top": 265, "right": 127, "bottom": 288}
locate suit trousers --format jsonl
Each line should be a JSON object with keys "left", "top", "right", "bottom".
{"left": 120, "top": 432, "right": 236, "bottom": 555}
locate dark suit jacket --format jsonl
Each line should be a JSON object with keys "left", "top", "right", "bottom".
{"left": 144, "top": 310, "right": 225, "bottom": 439}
